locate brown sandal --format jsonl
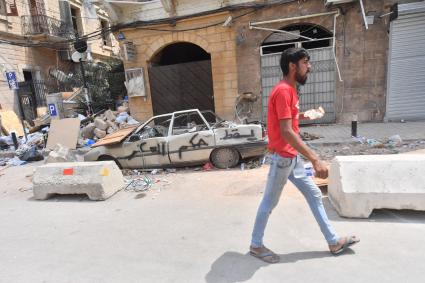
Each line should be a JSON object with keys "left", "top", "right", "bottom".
{"left": 250, "top": 247, "right": 280, "bottom": 263}
{"left": 330, "top": 235, "right": 360, "bottom": 255}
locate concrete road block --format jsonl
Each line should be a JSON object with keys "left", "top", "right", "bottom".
{"left": 329, "top": 154, "right": 425, "bottom": 218}
{"left": 33, "top": 161, "right": 124, "bottom": 200}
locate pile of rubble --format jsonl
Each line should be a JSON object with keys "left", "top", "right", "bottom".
{"left": 0, "top": 104, "right": 141, "bottom": 169}
{"left": 81, "top": 106, "right": 139, "bottom": 141}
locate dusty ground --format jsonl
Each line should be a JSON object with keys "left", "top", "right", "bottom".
{"left": 0, "top": 159, "right": 425, "bottom": 283}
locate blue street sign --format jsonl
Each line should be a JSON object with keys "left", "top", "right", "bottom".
{"left": 6, "top": 71, "right": 18, "bottom": 90}
{"left": 117, "top": 32, "right": 126, "bottom": 40}
{"left": 48, "top": 103, "right": 57, "bottom": 116}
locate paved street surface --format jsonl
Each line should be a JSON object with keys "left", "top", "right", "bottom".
{"left": 302, "top": 121, "right": 425, "bottom": 144}
{"left": 1, "top": 161, "right": 424, "bottom": 283}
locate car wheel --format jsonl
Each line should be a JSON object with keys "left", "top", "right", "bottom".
{"left": 98, "top": 155, "right": 122, "bottom": 169}
{"left": 211, "top": 147, "right": 240, "bottom": 169}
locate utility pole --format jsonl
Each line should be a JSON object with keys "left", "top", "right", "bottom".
{"left": 74, "top": 33, "right": 93, "bottom": 116}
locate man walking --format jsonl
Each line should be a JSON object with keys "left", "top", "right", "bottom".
{"left": 250, "top": 48, "right": 359, "bottom": 263}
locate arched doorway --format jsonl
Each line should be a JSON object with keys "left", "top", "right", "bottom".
{"left": 260, "top": 23, "right": 336, "bottom": 124}
{"left": 148, "top": 42, "right": 215, "bottom": 115}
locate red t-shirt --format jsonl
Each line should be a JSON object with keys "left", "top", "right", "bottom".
{"left": 267, "top": 80, "right": 299, "bottom": 158}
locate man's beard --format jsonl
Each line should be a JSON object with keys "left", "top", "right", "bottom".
{"left": 296, "top": 71, "right": 308, "bottom": 85}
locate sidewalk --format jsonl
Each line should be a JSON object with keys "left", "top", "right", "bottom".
{"left": 301, "top": 121, "right": 425, "bottom": 144}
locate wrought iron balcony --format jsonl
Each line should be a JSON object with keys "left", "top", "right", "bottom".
{"left": 21, "top": 15, "right": 74, "bottom": 39}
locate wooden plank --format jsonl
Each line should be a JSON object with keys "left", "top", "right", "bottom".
{"left": 91, "top": 125, "right": 138, "bottom": 147}
{"left": 46, "top": 118, "right": 80, "bottom": 149}
{"left": 0, "top": 110, "right": 25, "bottom": 137}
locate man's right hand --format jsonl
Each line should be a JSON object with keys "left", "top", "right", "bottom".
{"left": 312, "top": 159, "right": 328, "bottom": 179}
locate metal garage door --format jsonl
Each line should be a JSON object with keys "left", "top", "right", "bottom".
{"left": 149, "top": 60, "right": 215, "bottom": 115}
{"left": 386, "top": 2, "right": 425, "bottom": 121}
{"left": 261, "top": 46, "right": 336, "bottom": 124}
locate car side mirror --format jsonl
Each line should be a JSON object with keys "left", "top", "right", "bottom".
{"left": 129, "top": 135, "right": 140, "bottom": 142}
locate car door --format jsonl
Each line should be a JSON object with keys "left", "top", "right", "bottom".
{"left": 168, "top": 110, "right": 215, "bottom": 165}
{"left": 123, "top": 114, "right": 172, "bottom": 169}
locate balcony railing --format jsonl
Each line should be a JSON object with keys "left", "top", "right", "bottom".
{"left": 21, "top": 15, "right": 74, "bottom": 39}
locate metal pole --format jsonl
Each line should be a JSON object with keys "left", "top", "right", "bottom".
{"left": 79, "top": 58, "right": 92, "bottom": 116}
{"left": 15, "top": 91, "right": 28, "bottom": 141}
{"left": 332, "top": 13, "right": 343, "bottom": 82}
{"left": 250, "top": 10, "right": 339, "bottom": 26}
{"left": 359, "top": 0, "right": 369, "bottom": 30}
{"left": 249, "top": 25, "right": 314, "bottom": 41}
{"left": 75, "top": 31, "right": 93, "bottom": 116}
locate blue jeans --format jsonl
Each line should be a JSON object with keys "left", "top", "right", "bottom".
{"left": 251, "top": 153, "right": 339, "bottom": 247}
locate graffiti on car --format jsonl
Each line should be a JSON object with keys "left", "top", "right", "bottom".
{"left": 221, "top": 129, "right": 257, "bottom": 141}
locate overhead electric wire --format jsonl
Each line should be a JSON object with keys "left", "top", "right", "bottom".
{"left": 0, "top": 0, "right": 297, "bottom": 48}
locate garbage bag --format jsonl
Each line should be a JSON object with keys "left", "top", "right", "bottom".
{"left": 19, "top": 146, "right": 44, "bottom": 162}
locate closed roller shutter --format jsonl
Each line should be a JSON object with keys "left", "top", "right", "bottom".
{"left": 386, "top": 2, "right": 425, "bottom": 121}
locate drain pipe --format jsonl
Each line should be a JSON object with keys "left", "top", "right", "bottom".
{"left": 359, "top": 0, "right": 369, "bottom": 30}
{"left": 333, "top": 12, "right": 343, "bottom": 82}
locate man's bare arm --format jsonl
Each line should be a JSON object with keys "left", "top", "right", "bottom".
{"left": 279, "top": 119, "right": 328, "bottom": 178}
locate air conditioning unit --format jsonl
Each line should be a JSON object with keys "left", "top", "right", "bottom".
{"left": 325, "top": 0, "right": 356, "bottom": 6}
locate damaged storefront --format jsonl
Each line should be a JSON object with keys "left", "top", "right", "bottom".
{"left": 115, "top": 11, "right": 240, "bottom": 122}
{"left": 110, "top": 0, "right": 422, "bottom": 124}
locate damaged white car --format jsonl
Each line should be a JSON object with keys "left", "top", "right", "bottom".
{"left": 84, "top": 109, "right": 267, "bottom": 169}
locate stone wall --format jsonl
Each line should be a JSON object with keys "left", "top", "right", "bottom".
{"left": 117, "top": 0, "right": 419, "bottom": 123}
{"left": 119, "top": 12, "right": 239, "bottom": 122}
{"left": 233, "top": 0, "right": 415, "bottom": 123}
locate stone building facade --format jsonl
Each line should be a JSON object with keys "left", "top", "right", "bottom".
{"left": 0, "top": 0, "right": 119, "bottom": 115}
{"left": 109, "top": 0, "right": 421, "bottom": 123}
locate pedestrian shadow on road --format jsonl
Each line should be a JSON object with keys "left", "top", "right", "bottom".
{"left": 205, "top": 250, "right": 350, "bottom": 283}
{"left": 323, "top": 197, "right": 425, "bottom": 224}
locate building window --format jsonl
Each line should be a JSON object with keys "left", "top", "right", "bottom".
{"left": 70, "top": 6, "right": 83, "bottom": 36}
{"left": 3, "top": 0, "right": 18, "bottom": 16}
{"left": 0, "top": 0, "right": 7, "bottom": 16}
{"left": 100, "top": 19, "right": 112, "bottom": 46}
{"left": 125, "top": 68, "right": 146, "bottom": 97}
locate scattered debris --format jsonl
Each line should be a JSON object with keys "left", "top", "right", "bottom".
{"left": 301, "top": 131, "right": 322, "bottom": 141}
{"left": 303, "top": 106, "right": 325, "bottom": 120}
{"left": 94, "top": 128, "right": 107, "bottom": 139}
{"left": 46, "top": 118, "right": 81, "bottom": 150}
{"left": 387, "top": 134, "right": 403, "bottom": 147}
{"left": 7, "top": 157, "right": 26, "bottom": 166}
{"left": 151, "top": 169, "right": 162, "bottom": 175}
{"left": 203, "top": 162, "right": 215, "bottom": 171}
{"left": 81, "top": 123, "right": 96, "bottom": 139}
{"left": 0, "top": 110, "right": 25, "bottom": 137}
{"left": 0, "top": 135, "right": 14, "bottom": 149}
{"left": 246, "top": 158, "right": 262, "bottom": 169}
{"left": 124, "top": 175, "right": 153, "bottom": 192}
{"left": 45, "top": 144, "right": 78, "bottom": 163}
{"left": 166, "top": 168, "right": 177, "bottom": 173}
{"left": 16, "top": 145, "right": 44, "bottom": 162}
{"left": 366, "top": 138, "right": 384, "bottom": 148}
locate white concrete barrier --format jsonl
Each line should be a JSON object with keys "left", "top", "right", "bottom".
{"left": 33, "top": 161, "right": 124, "bottom": 200}
{"left": 328, "top": 154, "right": 425, "bottom": 218}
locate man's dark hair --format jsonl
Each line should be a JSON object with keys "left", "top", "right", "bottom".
{"left": 280, "top": 48, "right": 310, "bottom": 76}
